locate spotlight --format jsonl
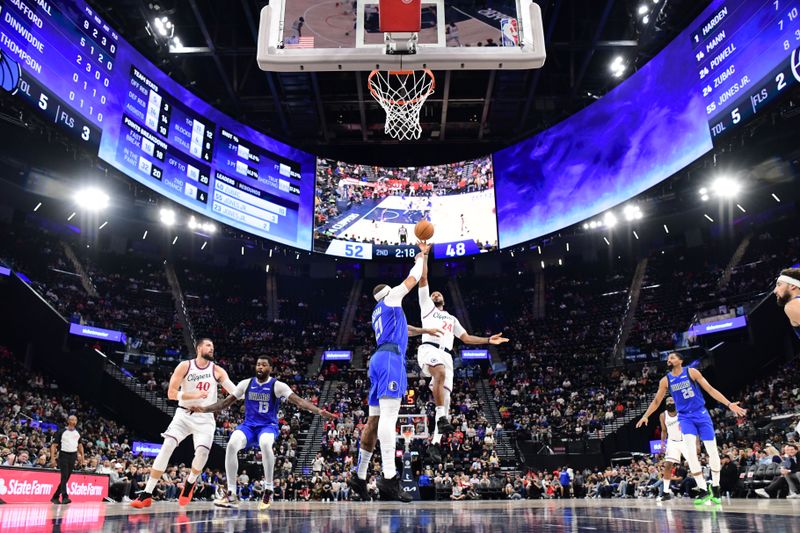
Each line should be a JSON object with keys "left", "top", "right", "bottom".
{"left": 98, "top": 221, "right": 108, "bottom": 230}
{"left": 603, "top": 212, "right": 618, "bottom": 228}
{"left": 540, "top": 260, "right": 545, "bottom": 269}
{"left": 633, "top": 231, "right": 639, "bottom": 240}
{"left": 583, "top": 223, "right": 589, "bottom": 230}
{"left": 74, "top": 187, "right": 109, "bottom": 211}
{"left": 642, "top": 14, "right": 649, "bottom": 24}
{"left": 736, "top": 204, "right": 746, "bottom": 213}
{"left": 160, "top": 208, "right": 176, "bottom": 226}
{"left": 704, "top": 214, "right": 715, "bottom": 222}
{"left": 172, "top": 235, "right": 178, "bottom": 245}
{"left": 201, "top": 241, "right": 207, "bottom": 250}
{"left": 142, "top": 230, "right": 148, "bottom": 240}
{"left": 711, "top": 176, "right": 740, "bottom": 198}
{"left": 638, "top": 5, "right": 649, "bottom": 15}
{"left": 772, "top": 193, "right": 781, "bottom": 202}
{"left": 623, "top": 204, "right": 643, "bottom": 221}
{"left": 603, "top": 237, "right": 611, "bottom": 246}
{"left": 609, "top": 56, "right": 627, "bottom": 78}
{"left": 663, "top": 224, "right": 669, "bottom": 234}
{"left": 33, "top": 202, "right": 42, "bottom": 212}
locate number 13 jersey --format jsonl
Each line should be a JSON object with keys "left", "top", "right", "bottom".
{"left": 234, "top": 377, "right": 293, "bottom": 426}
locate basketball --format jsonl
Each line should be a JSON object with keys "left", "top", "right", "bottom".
{"left": 415, "top": 220, "right": 434, "bottom": 241}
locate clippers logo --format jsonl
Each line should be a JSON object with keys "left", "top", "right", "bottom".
{"left": 388, "top": 381, "right": 398, "bottom": 392}
{"left": 792, "top": 48, "right": 800, "bottom": 83}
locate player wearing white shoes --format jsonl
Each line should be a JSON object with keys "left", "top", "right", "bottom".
{"left": 657, "top": 397, "right": 684, "bottom": 501}
{"left": 191, "top": 355, "right": 336, "bottom": 511}
{"left": 131, "top": 338, "right": 237, "bottom": 509}
{"left": 417, "top": 266, "right": 509, "bottom": 464}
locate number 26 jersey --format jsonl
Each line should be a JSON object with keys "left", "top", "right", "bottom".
{"left": 667, "top": 368, "right": 706, "bottom": 414}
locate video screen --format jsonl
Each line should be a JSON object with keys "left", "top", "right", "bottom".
{"left": 314, "top": 156, "right": 498, "bottom": 259}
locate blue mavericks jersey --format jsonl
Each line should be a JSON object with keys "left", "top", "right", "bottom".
{"left": 667, "top": 368, "right": 706, "bottom": 414}
{"left": 372, "top": 299, "right": 409, "bottom": 355}
{"left": 243, "top": 377, "right": 281, "bottom": 426}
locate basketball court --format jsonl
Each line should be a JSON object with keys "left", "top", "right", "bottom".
{"left": 2, "top": 499, "right": 797, "bottom": 532}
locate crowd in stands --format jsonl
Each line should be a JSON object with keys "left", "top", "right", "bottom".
{"left": 314, "top": 156, "right": 493, "bottom": 228}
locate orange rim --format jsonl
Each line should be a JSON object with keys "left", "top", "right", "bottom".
{"left": 368, "top": 68, "right": 436, "bottom": 106}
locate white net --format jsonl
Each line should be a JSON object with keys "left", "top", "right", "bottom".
{"left": 368, "top": 69, "right": 435, "bottom": 141}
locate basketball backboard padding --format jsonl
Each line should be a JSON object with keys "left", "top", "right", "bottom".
{"left": 257, "top": 0, "right": 546, "bottom": 72}
{"left": 379, "top": 0, "right": 422, "bottom": 33}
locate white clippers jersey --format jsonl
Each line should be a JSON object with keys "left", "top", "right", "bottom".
{"left": 178, "top": 359, "right": 219, "bottom": 409}
{"left": 419, "top": 285, "right": 465, "bottom": 351}
{"left": 665, "top": 411, "right": 682, "bottom": 441}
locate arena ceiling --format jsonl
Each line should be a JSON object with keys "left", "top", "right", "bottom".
{"left": 88, "top": 1, "right": 708, "bottom": 162}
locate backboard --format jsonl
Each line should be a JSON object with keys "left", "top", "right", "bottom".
{"left": 257, "top": 0, "right": 546, "bottom": 72}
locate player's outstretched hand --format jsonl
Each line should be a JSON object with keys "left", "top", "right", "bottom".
{"left": 423, "top": 328, "right": 445, "bottom": 337}
{"left": 417, "top": 241, "right": 431, "bottom": 255}
{"left": 488, "top": 333, "right": 509, "bottom": 345}
{"left": 728, "top": 402, "right": 747, "bottom": 417}
{"left": 635, "top": 416, "right": 648, "bottom": 428}
{"left": 319, "top": 409, "right": 338, "bottom": 420}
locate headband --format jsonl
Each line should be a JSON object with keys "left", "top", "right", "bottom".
{"left": 374, "top": 286, "right": 391, "bottom": 301}
{"left": 778, "top": 275, "right": 800, "bottom": 288}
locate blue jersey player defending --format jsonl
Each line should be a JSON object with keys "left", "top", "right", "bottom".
{"left": 638, "top": 352, "right": 746, "bottom": 505}
{"left": 191, "top": 356, "right": 335, "bottom": 510}
{"left": 773, "top": 267, "right": 800, "bottom": 339}
{"left": 349, "top": 241, "right": 431, "bottom": 502}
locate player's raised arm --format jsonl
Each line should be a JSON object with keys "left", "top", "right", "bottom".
{"left": 637, "top": 377, "right": 669, "bottom": 428}
{"left": 688, "top": 367, "right": 747, "bottom": 417}
{"left": 383, "top": 242, "right": 431, "bottom": 306}
{"left": 168, "top": 361, "right": 206, "bottom": 401}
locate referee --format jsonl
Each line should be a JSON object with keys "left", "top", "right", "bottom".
{"left": 49, "top": 415, "right": 84, "bottom": 505}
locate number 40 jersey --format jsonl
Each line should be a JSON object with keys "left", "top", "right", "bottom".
{"left": 233, "top": 377, "right": 293, "bottom": 426}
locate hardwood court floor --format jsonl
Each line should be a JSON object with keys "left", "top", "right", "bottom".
{"left": 1, "top": 498, "right": 798, "bottom": 532}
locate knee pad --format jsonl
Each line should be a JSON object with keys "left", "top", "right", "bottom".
{"left": 152, "top": 437, "right": 178, "bottom": 472}
{"left": 704, "top": 440, "right": 721, "bottom": 471}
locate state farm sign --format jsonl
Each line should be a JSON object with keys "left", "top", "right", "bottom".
{"left": 0, "top": 467, "right": 108, "bottom": 503}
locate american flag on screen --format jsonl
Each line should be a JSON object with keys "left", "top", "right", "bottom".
{"left": 285, "top": 37, "right": 315, "bottom": 49}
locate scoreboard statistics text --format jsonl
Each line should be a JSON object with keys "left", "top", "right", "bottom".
{"left": 0, "top": 0, "right": 314, "bottom": 250}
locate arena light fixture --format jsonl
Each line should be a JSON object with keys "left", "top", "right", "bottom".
{"left": 241, "top": 246, "right": 245, "bottom": 256}
{"left": 638, "top": 5, "right": 649, "bottom": 15}
{"left": 663, "top": 224, "right": 669, "bottom": 234}
{"left": 98, "top": 221, "right": 108, "bottom": 230}
{"left": 67, "top": 212, "right": 76, "bottom": 221}
{"left": 772, "top": 193, "right": 781, "bottom": 202}
{"left": 736, "top": 204, "right": 746, "bottom": 213}
{"left": 566, "top": 242, "right": 570, "bottom": 252}
{"left": 159, "top": 208, "right": 176, "bottom": 226}
{"left": 610, "top": 56, "right": 626, "bottom": 78}
{"left": 603, "top": 212, "right": 618, "bottom": 228}
{"left": 172, "top": 235, "right": 179, "bottom": 245}
{"left": 269, "top": 249, "right": 273, "bottom": 258}
{"left": 201, "top": 241, "right": 207, "bottom": 250}
{"left": 704, "top": 214, "right": 715, "bottom": 222}
{"left": 266, "top": 264, "right": 270, "bottom": 273}
{"left": 642, "top": 15, "right": 650, "bottom": 24}
{"left": 558, "top": 259, "right": 563, "bottom": 266}
{"left": 603, "top": 237, "right": 611, "bottom": 246}
{"left": 33, "top": 202, "right": 42, "bottom": 212}
{"left": 540, "top": 260, "right": 545, "bottom": 269}
{"left": 633, "top": 231, "right": 639, "bottom": 240}
{"left": 74, "top": 187, "right": 110, "bottom": 211}
{"left": 142, "top": 230, "right": 148, "bottom": 240}
{"left": 710, "top": 176, "right": 740, "bottom": 198}
{"left": 623, "top": 204, "right": 643, "bottom": 221}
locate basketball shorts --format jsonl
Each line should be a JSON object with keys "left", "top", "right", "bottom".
{"left": 664, "top": 440, "right": 685, "bottom": 463}
{"left": 368, "top": 349, "right": 408, "bottom": 407}
{"left": 162, "top": 408, "right": 216, "bottom": 449}
{"left": 417, "top": 344, "right": 454, "bottom": 392}
{"left": 235, "top": 422, "right": 280, "bottom": 448}
{"left": 677, "top": 409, "right": 715, "bottom": 441}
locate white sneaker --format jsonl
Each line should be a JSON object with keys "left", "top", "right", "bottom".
{"left": 213, "top": 491, "right": 239, "bottom": 508}
{"left": 787, "top": 493, "right": 800, "bottom": 499}
{"left": 122, "top": 496, "right": 132, "bottom": 503}
{"left": 755, "top": 489, "right": 770, "bottom": 499}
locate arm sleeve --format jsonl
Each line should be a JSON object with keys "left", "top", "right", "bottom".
{"left": 233, "top": 379, "right": 250, "bottom": 400}
{"left": 274, "top": 380, "right": 294, "bottom": 400}
{"left": 384, "top": 283, "right": 410, "bottom": 307}
{"left": 419, "top": 284, "right": 435, "bottom": 318}
{"left": 454, "top": 318, "right": 467, "bottom": 338}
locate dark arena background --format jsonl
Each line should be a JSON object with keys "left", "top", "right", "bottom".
{"left": 1, "top": 1, "right": 800, "bottom": 531}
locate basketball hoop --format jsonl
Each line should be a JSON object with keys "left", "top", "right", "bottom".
{"left": 368, "top": 68, "right": 435, "bottom": 141}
